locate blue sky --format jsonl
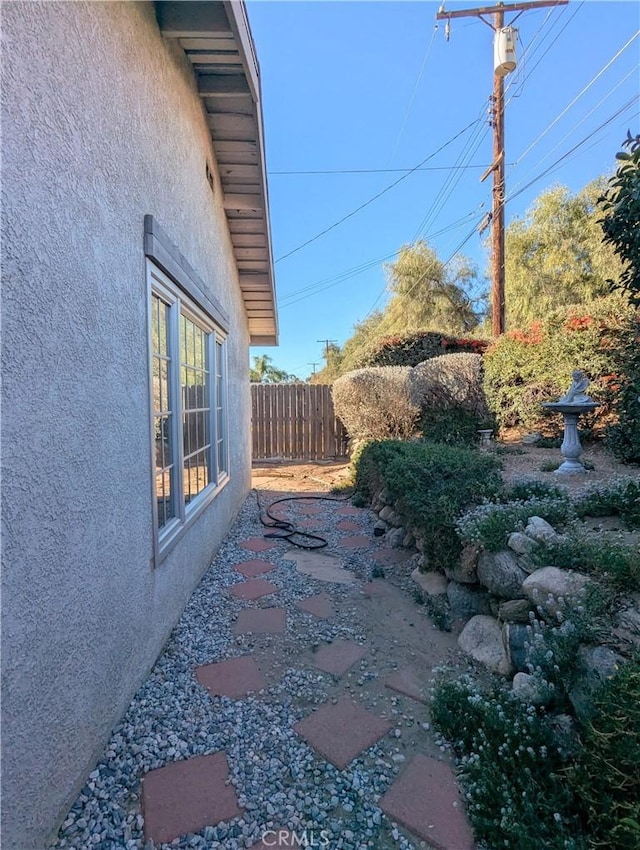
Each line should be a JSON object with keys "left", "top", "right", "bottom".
{"left": 247, "top": 0, "right": 640, "bottom": 379}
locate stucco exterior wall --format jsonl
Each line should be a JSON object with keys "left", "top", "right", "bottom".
{"left": 1, "top": 3, "right": 253, "bottom": 848}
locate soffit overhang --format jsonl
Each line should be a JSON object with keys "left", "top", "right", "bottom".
{"left": 155, "top": 0, "right": 278, "bottom": 346}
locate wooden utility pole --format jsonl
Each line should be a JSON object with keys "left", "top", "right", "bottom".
{"left": 436, "top": 0, "right": 568, "bottom": 336}
{"left": 317, "top": 339, "right": 338, "bottom": 358}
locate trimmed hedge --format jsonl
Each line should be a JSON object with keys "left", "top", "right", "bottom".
{"left": 410, "top": 353, "right": 494, "bottom": 445}
{"left": 355, "top": 440, "right": 502, "bottom": 570}
{"left": 332, "top": 367, "right": 419, "bottom": 443}
{"left": 362, "top": 330, "right": 488, "bottom": 368}
{"left": 483, "top": 298, "right": 634, "bottom": 437}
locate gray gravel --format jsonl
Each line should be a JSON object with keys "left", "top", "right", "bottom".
{"left": 50, "top": 492, "right": 420, "bottom": 850}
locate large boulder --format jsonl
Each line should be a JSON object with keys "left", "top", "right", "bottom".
{"left": 512, "top": 672, "right": 553, "bottom": 706}
{"left": 525, "top": 516, "right": 559, "bottom": 543}
{"left": 522, "top": 566, "right": 589, "bottom": 620}
{"left": 477, "top": 550, "right": 528, "bottom": 599}
{"left": 569, "top": 645, "right": 625, "bottom": 721}
{"left": 458, "top": 615, "right": 512, "bottom": 675}
{"left": 498, "top": 599, "right": 533, "bottom": 624}
{"left": 447, "top": 581, "right": 492, "bottom": 619}
{"left": 507, "top": 532, "right": 537, "bottom": 556}
{"left": 386, "top": 527, "right": 406, "bottom": 548}
{"left": 445, "top": 544, "right": 480, "bottom": 584}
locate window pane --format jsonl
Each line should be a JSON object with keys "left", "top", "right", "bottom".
{"left": 151, "top": 290, "right": 175, "bottom": 530}
{"left": 180, "top": 312, "right": 211, "bottom": 502}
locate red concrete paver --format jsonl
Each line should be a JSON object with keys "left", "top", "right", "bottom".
{"left": 295, "top": 593, "right": 334, "bottom": 619}
{"left": 249, "top": 829, "right": 295, "bottom": 848}
{"left": 195, "top": 656, "right": 267, "bottom": 699}
{"left": 336, "top": 535, "right": 371, "bottom": 550}
{"left": 296, "top": 504, "right": 323, "bottom": 515}
{"left": 380, "top": 754, "right": 474, "bottom": 849}
{"left": 142, "top": 753, "right": 242, "bottom": 843}
{"left": 229, "top": 578, "right": 278, "bottom": 601}
{"left": 384, "top": 667, "right": 427, "bottom": 704}
{"left": 296, "top": 518, "right": 324, "bottom": 530}
{"left": 314, "top": 639, "right": 368, "bottom": 676}
{"left": 240, "top": 537, "right": 278, "bottom": 553}
{"left": 234, "top": 608, "right": 287, "bottom": 635}
{"left": 338, "top": 506, "right": 365, "bottom": 516}
{"left": 336, "top": 520, "right": 361, "bottom": 532}
{"left": 372, "top": 548, "right": 412, "bottom": 565}
{"left": 294, "top": 696, "right": 392, "bottom": 770}
{"left": 234, "top": 560, "right": 275, "bottom": 578}
{"left": 362, "top": 580, "right": 395, "bottom": 598}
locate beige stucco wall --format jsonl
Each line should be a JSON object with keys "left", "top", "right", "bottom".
{"left": 1, "top": 3, "right": 253, "bottom": 848}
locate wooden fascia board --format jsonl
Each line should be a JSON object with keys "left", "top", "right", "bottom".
{"left": 223, "top": 1, "right": 278, "bottom": 344}
{"left": 155, "top": 1, "right": 232, "bottom": 37}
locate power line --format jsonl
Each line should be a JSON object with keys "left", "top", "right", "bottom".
{"left": 268, "top": 163, "right": 497, "bottom": 176}
{"left": 508, "top": 64, "right": 639, "bottom": 194}
{"left": 279, "top": 208, "right": 483, "bottom": 308}
{"left": 505, "top": 97, "right": 640, "bottom": 206}
{"left": 512, "top": 28, "right": 640, "bottom": 168}
{"left": 274, "top": 118, "right": 481, "bottom": 263}
{"left": 360, "top": 213, "right": 488, "bottom": 327}
{"left": 387, "top": 22, "right": 439, "bottom": 167}
{"left": 503, "top": 0, "right": 580, "bottom": 107}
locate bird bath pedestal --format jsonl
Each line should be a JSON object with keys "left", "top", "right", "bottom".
{"left": 541, "top": 402, "right": 600, "bottom": 474}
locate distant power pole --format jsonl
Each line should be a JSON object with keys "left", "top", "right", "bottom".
{"left": 436, "top": 0, "right": 568, "bottom": 337}
{"left": 308, "top": 362, "right": 319, "bottom": 374}
{"left": 317, "top": 339, "right": 338, "bottom": 359}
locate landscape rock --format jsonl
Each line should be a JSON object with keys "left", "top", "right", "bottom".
{"left": 411, "top": 568, "right": 447, "bottom": 597}
{"left": 522, "top": 566, "right": 589, "bottom": 619}
{"left": 386, "top": 527, "right": 406, "bottom": 549}
{"left": 402, "top": 530, "right": 415, "bottom": 549}
{"left": 477, "top": 550, "right": 527, "bottom": 599}
{"left": 458, "top": 615, "right": 512, "bottom": 675}
{"left": 378, "top": 506, "right": 398, "bottom": 525}
{"left": 498, "top": 599, "right": 532, "bottom": 624}
{"left": 512, "top": 672, "right": 552, "bottom": 706}
{"left": 507, "top": 532, "right": 537, "bottom": 556}
{"left": 569, "top": 645, "right": 624, "bottom": 721}
{"left": 445, "top": 544, "right": 480, "bottom": 584}
{"left": 447, "top": 582, "right": 492, "bottom": 619}
{"left": 502, "top": 622, "right": 529, "bottom": 672}
{"left": 525, "top": 516, "right": 559, "bottom": 543}
{"left": 373, "top": 519, "right": 389, "bottom": 535}
{"left": 614, "top": 594, "right": 640, "bottom": 635}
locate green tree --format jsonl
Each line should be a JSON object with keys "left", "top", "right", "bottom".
{"left": 600, "top": 131, "right": 640, "bottom": 306}
{"left": 381, "top": 241, "right": 480, "bottom": 336}
{"left": 314, "top": 241, "right": 482, "bottom": 382}
{"left": 504, "top": 180, "right": 623, "bottom": 329}
{"left": 249, "top": 354, "right": 298, "bottom": 383}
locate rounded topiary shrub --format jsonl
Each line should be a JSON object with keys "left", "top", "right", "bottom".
{"left": 409, "top": 353, "right": 493, "bottom": 444}
{"left": 332, "top": 366, "right": 419, "bottom": 443}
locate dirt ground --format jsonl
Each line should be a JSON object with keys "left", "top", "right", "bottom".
{"left": 251, "top": 440, "right": 639, "bottom": 496}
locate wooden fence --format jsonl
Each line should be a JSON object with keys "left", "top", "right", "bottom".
{"left": 251, "top": 383, "right": 349, "bottom": 460}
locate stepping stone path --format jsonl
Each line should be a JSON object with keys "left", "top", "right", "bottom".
{"left": 234, "top": 559, "right": 275, "bottom": 577}
{"left": 294, "top": 695, "right": 392, "bottom": 770}
{"left": 51, "top": 486, "right": 477, "bottom": 850}
{"left": 229, "top": 578, "right": 278, "bottom": 601}
{"left": 313, "top": 638, "right": 368, "bottom": 677}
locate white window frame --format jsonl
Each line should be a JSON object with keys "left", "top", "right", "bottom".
{"left": 147, "top": 260, "right": 229, "bottom": 562}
